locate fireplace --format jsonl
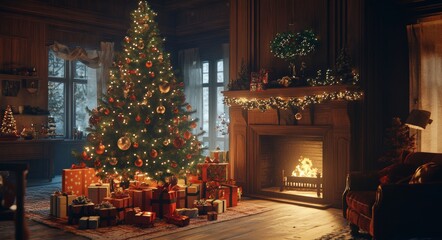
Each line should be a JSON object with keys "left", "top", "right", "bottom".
{"left": 224, "top": 86, "right": 361, "bottom": 208}
{"left": 249, "top": 125, "right": 332, "bottom": 206}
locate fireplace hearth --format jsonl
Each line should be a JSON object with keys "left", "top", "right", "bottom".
{"left": 224, "top": 86, "right": 360, "bottom": 208}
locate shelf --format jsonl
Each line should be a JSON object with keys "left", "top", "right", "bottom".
{"left": 0, "top": 74, "right": 38, "bottom": 80}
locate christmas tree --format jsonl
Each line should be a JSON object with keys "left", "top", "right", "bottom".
{"left": 0, "top": 105, "right": 18, "bottom": 137}
{"left": 75, "top": 1, "right": 204, "bottom": 184}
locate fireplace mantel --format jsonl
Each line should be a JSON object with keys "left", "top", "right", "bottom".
{"left": 223, "top": 85, "right": 360, "bottom": 99}
{"left": 224, "top": 85, "right": 362, "bottom": 208}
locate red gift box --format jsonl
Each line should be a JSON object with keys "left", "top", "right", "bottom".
{"left": 124, "top": 207, "right": 141, "bottom": 224}
{"left": 103, "top": 190, "right": 131, "bottom": 209}
{"left": 197, "top": 163, "right": 228, "bottom": 182}
{"left": 127, "top": 183, "right": 152, "bottom": 211}
{"left": 62, "top": 168, "right": 100, "bottom": 197}
{"left": 164, "top": 214, "right": 190, "bottom": 227}
{"left": 207, "top": 211, "right": 218, "bottom": 221}
{"left": 176, "top": 189, "right": 186, "bottom": 208}
{"left": 134, "top": 211, "right": 156, "bottom": 227}
{"left": 220, "top": 184, "right": 238, "bottom": 207}
{"left": 151, "top": 188, "right": 177, "bottom": 218}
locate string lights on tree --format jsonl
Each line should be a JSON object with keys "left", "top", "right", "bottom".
{"left": 73, "top": 0, "right": 205, "bottom": 184}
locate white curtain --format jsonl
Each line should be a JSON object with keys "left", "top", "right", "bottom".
{"left": 222, "top": 43, "right": 230, "bottom": 150}
{"left": 49, "top": 41, "right": 114, "bottom": 104}
{"left": 178, "top": 48, "right": 203, "bottom": 134}
{"left": 407, "top": 20, "right": 442, "bottom": 153}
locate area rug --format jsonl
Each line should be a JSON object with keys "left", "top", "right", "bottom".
{"left": 24, "top": 183, "right": 271, "bottom": 240}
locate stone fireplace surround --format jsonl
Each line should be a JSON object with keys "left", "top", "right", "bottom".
{"left": 224, "top": 85, "right": 359, "bottom": 208}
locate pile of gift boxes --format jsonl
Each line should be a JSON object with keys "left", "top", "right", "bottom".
{"left": 50, "top": 160, "right": 240, "bottom": 229}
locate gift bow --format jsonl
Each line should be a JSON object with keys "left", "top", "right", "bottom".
{"left": 111, "top": 190, "right": 130, "bottom": 199}
{"left": 72, "top": 195, "right": 91, "bottom": 205}
{"left": 99, "top": 201, "right": 114, "bottom": 209}
{"left": 129, "top": 181, "right": 150, "bottom": 190}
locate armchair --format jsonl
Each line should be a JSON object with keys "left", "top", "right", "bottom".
{"left": 343, "top": 152, "right": 442, "bottom": 239}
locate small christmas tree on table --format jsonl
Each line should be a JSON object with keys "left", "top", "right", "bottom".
{"left": 0, "top": 105, "right": 19, "bottom": 140}
{"left": 379, "top": 117, "right": 416, "bottom": 164}
{"left": 74, "top": 0, "right": 205, "bottom": 185}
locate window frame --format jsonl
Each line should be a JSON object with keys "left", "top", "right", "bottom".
{"left": 48, "top": 50, "right": 89, "bottom": 139}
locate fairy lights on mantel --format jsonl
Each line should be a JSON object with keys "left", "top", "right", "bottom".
{"left": 223, "top": 90, "right": 364, "bottom": 112}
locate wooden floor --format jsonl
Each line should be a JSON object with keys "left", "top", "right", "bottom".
{"left": 0, "top": 197, "right": 348, "bottom": 240}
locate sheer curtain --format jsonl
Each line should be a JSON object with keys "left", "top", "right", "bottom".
{"left": 49, "top": 41, "right": 114, "bottom": 103}
{"left": 178, "top": 48, "right": 203, "bottom": 134}
{"left": 407, "top": 20, "right": 442, "bottom": 152}
{"left": 222, "top": 43, "right": 230, "bottom": 150}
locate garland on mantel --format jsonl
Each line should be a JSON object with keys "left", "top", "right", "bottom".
{"left": 223, "top": 90, "right": 364, "bottom": 112}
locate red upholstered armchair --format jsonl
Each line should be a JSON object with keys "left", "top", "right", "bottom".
{"left": 343, "top": 152, "right": 442, "bottom": 240}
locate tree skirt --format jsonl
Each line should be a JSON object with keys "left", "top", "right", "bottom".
{"left": 25, "top": 184, "right": 271, "bottom": 240}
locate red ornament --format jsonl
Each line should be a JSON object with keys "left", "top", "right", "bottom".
{"left": 150, "top": 47, "right": 158, "bottom": 52}
{"left": 149, "top": 72, "right": 155, "bottom": 78}
{"left": 183, "top": 130, "right": 192, "bottom": 140}
{"left": 173, "top": 137, "right": 185, "bottom": 149}
{"left": 79, "top": 162, "right": 86, "bottom": 168}
{"left": 124, "top": 36, "right": 130, "bottom": 43}
{"left": 150, "top": 149, "right": 158, "bottom": 158}
{"left": 94, "top": 159, "right": 101, "bottom": 167}
{"left": 144, "top": 117, "right": 151, "bottom": 125}
{"left": 135, "top": 115, "right": 141, "bottom": 122}
{"left": 135, "top": 158, "right": 143, "bottom": 167}
{"left": 133, "top": 142, "right": 139, "bottom": 148}
{"left": 186, "top": 154, "right": 192, "bottom": 160}
{"left": 186, "top": 105, "right": 192, "bottom": 111}
{"left": 173, "top": 107, "right": 179, "bottom": 114}
{"left": 126, "top": 58, "right": 131, "bottom": 64}
{"left": 190, "top": 122, "right": 197, "bottom": 129}
{"left": 170, "top": 161, "right": 178, "bottom": 168}
{"left": 96, "top": 143, "right": 105, "bottom": 155}
{"left": 140, "top": 53, "right": 146, "bottom": 58}
{"left": 182, "top": 115, "right": 188, "bottom": 121}
{"left": 179, "top": 82, "right": 184, "bottom": 87}
{"left": 104, "top": 108, "right": 110, "bottom": 115}
{"left": 71, "top": 163, "right": 77, "bottom": 169}
{"left": 108, "top": 97, "right": 114, "bottom": 103}
{"left": 89, "top": 115, "right": 101, "bottom": 126}
{"left": 128, "top": 69, "right": 137, "bottom": 75}
{"left": 82, "top": 151, "right": 90, "bottom": 161}
{"left": 145, "top": 61, "right": 153, "bottom": 68}
{"left": 129, "top": 94, "right": 136, "bottom": 101}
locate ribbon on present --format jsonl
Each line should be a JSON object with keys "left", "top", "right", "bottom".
{"left": 151, "top": 189, "right": 177, "bottom": 218}
{"left": 200, "top": 163, "right": 209, "bottom": 182}
{"left": 72, "top": 195, "right": 91, "bottom": 205}
{"left": 51, "top": 190, "right": 75, "bottom": 218}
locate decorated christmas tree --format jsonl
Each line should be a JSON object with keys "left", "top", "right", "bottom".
{"left": 74, "top": 1, "right": 204, "bottom": 184}
{"left": 0, "top": 105, "right": 19, "bottom": 138}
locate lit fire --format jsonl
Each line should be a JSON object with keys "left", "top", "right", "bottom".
{"left": 291, "top": 156, "right": 319, "bottom": 177}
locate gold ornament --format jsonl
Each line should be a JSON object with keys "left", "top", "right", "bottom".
{"left": 145, "top": 61, "right": 153, "bottom": 68}
{"left": 117, "top": 136, "right": 131, "bottom": 150}
{"left": 109, "top": 157, "right": 118, "bottom": 166}
{"left": 145, "top": 91, "right": 153, "bottom": 98}
{"left": 156, "top": 105, "right": 166, "bottom": 114}
{"left": 96, "top": 143, "right": 105, "bottom": 155}
{"left": 158, "top": 54, "right": 163, "bottom": 62}
{"left": 163, "top": 139, "right": 170, "bottom": 146}
{"left": 138, "top": 40, "right": 144, "bottom": 49}
{"left": 294, "top": 112, "right": 302, "bottom": 120}
{"left": 159, "top": 81, "right": 171, "bottom": 93}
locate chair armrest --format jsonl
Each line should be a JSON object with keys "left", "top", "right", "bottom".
{"left": 342, "top": 171, "right": 379, "bottom": 217}
{"left": 372, "top": 183, "right": 442, "bottom": 239}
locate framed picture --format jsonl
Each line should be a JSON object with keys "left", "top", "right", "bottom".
{"left": 2, "top": 80, "right": 20, "bottom": 96}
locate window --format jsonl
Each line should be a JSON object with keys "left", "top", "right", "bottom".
{"left": 48, "top": 50, "right": 97, "bottom": 138}
{"left": 201, "top": 59, "right": 228, "bottom": 151}
{"left": 408, "top": 19, "right": 442, "bottom": 152}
